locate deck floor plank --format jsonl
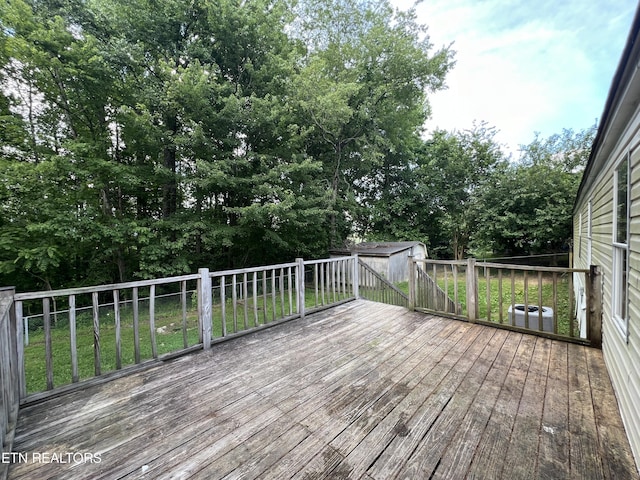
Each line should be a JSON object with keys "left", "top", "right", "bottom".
{"left": 537, "top": 341, "right": 570, "bottom": 480}
{"left": 383, "top": 328, "right": 510, "bottom": 479}
{"left": 7, "top": 299, "right": 639, "bottom": 480}
{"left": 499, "top": 337, "right": 552, "bottom": 479}
{"left": 568, "top": 343, "right": 606, "bottom": 480}
{"left": 585, "top": 347, "right": 640, "bottom": 479}
{"left": 336, "top": 324, "right": 495, "bottom": 478}
{"left": 429, "top": 328, "right": 521, "bottom": 479}
{"left": 463, "top": 334, "right": 535, "bottom": 479}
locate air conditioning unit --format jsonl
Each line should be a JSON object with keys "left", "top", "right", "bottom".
{"left": 508, "top": 304, "right": 554, "bottom": 332}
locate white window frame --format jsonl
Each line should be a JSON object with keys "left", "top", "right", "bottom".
{"left": 578, "top": 212, "right": 583, "bottom": 259}
{"left": 612, "top": 153, "right": 630, "bottom": 341}
{"left": 587, "top": 199, "right": 592, "bottom": 267}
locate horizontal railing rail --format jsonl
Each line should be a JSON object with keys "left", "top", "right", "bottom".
{"left": 8, "top": 256, "right": 358, "bottom": 402}
{"left": 409, "top": 257, "right": 599, "bottom": 345}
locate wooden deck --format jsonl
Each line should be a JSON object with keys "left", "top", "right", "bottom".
{"left": 7, "top": 300, "right": 639, "bottom": 479}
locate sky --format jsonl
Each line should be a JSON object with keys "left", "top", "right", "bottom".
{"left": 390, "top": 0, "right": 638, "bottom": 158}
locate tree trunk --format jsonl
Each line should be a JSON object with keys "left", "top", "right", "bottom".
{"left": 162, "top": 115, "right": 178, "bottom": 219}
{"left": 329, "top": 144, "right": 342, "bottom": 249}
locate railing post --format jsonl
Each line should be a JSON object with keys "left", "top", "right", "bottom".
{"left": 408, "top": 256, "right": 415, "bottom": 311}
{"left": 0, "top": 287, "right": 19, "bottom": 472}
{"left": 587, "top": 265, "right": 603, "bottom": 348}
{"left": 199, "top": 268, "right": 212, "bottom": 349}
{"left": 13, "top": 299, "right": 25, "bottom": 399}
{"left": 466, "top": 258, "right": 477, "bottom": 322}
{"left": 296, "top": 258, "right": 305, "bottom": 319}
{"left": 352, "top": 254, "right": 360, "bottom": 299}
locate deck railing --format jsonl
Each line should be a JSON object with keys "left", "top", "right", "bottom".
{"left": 3, "top": 255, "right": 604, "bottom": 404}
{"left": 415, "top": 267, "right": 460, "bottom": 314}
{"left": 358, "top": 260, "right": 408, "bottom": 307}
{"left": 6, "top": 256, "right": 357, "bottom": 402}
{"left": 0, "top": 287, "right": 19, "bottom": 475}
{"left": 408, "top": 258, "right": 601, "bottom": 345}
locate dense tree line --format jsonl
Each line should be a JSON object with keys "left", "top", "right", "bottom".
{"left": 360, "top": 123, "right": 594, "bottom": 260}
{"left": 0, "top": 0, "right": 452, "bottom": 290}
{"left": 0, "top": 0, "right": 592, "bottom": 292}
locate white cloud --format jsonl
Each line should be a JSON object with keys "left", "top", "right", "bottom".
{"left": 391, "top": 0, "right": 637, "bottom": 157}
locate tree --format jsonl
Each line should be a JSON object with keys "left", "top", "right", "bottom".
{"left": 470, "top": 127, "right": 596, "bottom": 256}
{"left": 0, "top": 0, "right": 338, "bottom": 289}
{"left": 364, "top": 123, "right": 504, "bottom": 259}
{"left": 292, "top": 0, "right": 453, "bottom": 248}
{"left": 0, "top": 0, "right": 453, "bottom": 290}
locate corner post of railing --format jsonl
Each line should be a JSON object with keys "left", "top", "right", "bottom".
{"left": 1, "top": 287, "right": 19, "bottom": 442}
{"left": 198, "top": 268, "right": 212, "bottom": 349}
{"left": 12, "top": 298, "right": 25, "bottom": 400}
{"left": 466, "top": 258, "right": 477, "bottom": 322}
{"left": 408, "top": 256, "right": 416, "bottom": 311}
{"left": 587, "top": 265, "right": 603, "bottom": 348}
{"left": 296, "top": 258, "right": 306, "bottom": 319}
{"left": 352, "top": 254, "right": 360, "bottom": 299}
{"left": 7, "top": 288, "right": 21, "bottom": 405}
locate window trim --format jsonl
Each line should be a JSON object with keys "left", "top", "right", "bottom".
{"left": 587, "top": 199, "right": 592, "bottom": 266}
{"left": 578, "top": 212, "right": 583, "bottom": 259}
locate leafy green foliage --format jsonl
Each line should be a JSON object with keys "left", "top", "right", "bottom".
{"left": 363, "top": 122, "right": 505, "bottom": 259}
{"left": 0, "top": 0, "right": 453, "bottom": 290}
{"left": 470, "top": 127, "right": 596, "bottom": 256}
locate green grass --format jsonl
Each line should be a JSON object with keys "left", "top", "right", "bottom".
{"left": 23, "top": 285, "right": 353, "bottom": 394}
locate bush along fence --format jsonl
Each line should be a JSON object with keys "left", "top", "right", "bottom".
{"left": 408, "top": 257, "right": 602, "bottom": 347}
{"left": 1, "top": 257, "right": 360, "bottom": 403}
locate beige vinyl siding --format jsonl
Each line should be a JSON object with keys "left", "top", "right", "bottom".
{"left": 625, "top": 144, "right": 640, "bottom": 461}
{"left": 574, "top": 205, "right": 591, "bottom": 336}
{"left": 574, "top": 115, "right": 640, "bottom": 467}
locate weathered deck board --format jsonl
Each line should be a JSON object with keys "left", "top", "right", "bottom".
{"left": 7, "top": 299, "right": 639, "bottom": 480}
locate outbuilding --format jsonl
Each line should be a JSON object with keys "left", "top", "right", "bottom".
{"left": 331, "top": 241, "right": 427, "bottom": 284}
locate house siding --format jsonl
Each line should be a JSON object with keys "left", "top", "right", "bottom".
{"left": 574, "top": 107, "right": 640, "bottom": 468}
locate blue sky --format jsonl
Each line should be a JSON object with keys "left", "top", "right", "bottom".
{"left": 390, "top": 0, "right": 638, "bottom": 157}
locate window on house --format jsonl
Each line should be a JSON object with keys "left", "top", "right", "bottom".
{"left": 613, "top": 154, "right": 629, "bottom": 340}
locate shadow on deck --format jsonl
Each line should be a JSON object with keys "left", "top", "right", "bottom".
{"left": 7, "top": 300, "right": 639, "bottom": 479}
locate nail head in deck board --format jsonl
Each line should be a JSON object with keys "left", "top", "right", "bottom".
{"left": 7, "top": 300, "right": 639, "bottom": 480}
